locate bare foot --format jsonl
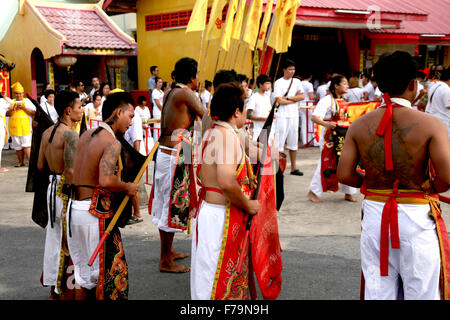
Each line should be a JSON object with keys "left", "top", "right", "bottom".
{"left": 344, "top": 194, "right": 357, "bottom": 202}
{"left": 159, "top": 261, "right": 190, "bottom": 273}
{"left": 307, "top": 190, "right": 323, "bottom": 203}
{"left": 171, "top": 250, "right": 189, "bottom": 260}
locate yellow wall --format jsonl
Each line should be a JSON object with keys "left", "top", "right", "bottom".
{"left": 0, "top": 2, "right": 62, "bottom": 96}
{"left": 136, "top": 0, "right": 253, "bottom": 90}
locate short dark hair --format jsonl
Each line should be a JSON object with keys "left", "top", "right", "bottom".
{"left": 210, "top": 82, "right": 245, "bottom": 121}
{"left": 440, "top": 67, "right": 450, "bottom": 82}
{"left": 93, "top": 91, "right": 102, "bottom": 101}
{"left": 213, "top": 69, "right": 238, "bottom": 89}
{"left": 54, "top": 90, "right": 80, "bottom": 118}
{"left": 102, "top": 92, "right": 135, "bottom": 122}
{"left": 150, "top": 66, "right": 158, "bottom": 73}
{"left": 238, "top": 74, "right": 248, "bottom": 83}
{"left": 329, "top": 74, "right": 347, "bottom": 98}
{"left": 174, "top": 57, "right": 198, "bottom": 85}
{"left": 99, "top": 82, "right": 111, "bottom": 97}
{"left": 44, "top": 89, "right": 56, "bottom": 99}
{"left": 256, "top": 74, "right": 270, "bottom": 87}
{"left": 373, "top": 51, "right": 418, "bottom": 96}
{"left": 282, "top": 59, "right": 296, "bottom": 69}
{"left": 205, "top": 80, "right": 212, "bottom": 89}
{"left": 137, "top": 95, "right": 147, "bottom": 105}
{"left": 75, "top": 80, "right": 84, "bottom": 87}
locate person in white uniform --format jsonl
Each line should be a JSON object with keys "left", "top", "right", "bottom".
{"left": 343, "top": 77, "right": 364, "bottom": 103}
{"left": 151, "top": 77, "right": 164, "bottom": 140}
{"left": 273, "top": 59, "right": 305, "bottom": 176}
{"left": 363, "top": 79, "right": 376, "bottom": 101}
{"left": 0, "top": 93, "right": 11, "bottom": 172}
{"left": 299, "top": 72, "right": 316, "bottom": 146}
{"left": 425, "top": 68, "right": 450, "bottom": 140}
{"left": 247, "top": 74, "right": 272, "bottom": 141}
{"left": 200, "top": 80, "right": 212, "bottom": 111}
{"left": 40, "top": 89, "right": 59, "bottom": 123}
{"left": 307, "top": 74, "right": 358, "bottom": 203}
{"left": 337, "top": 51, "right": 450, "bottom": 300}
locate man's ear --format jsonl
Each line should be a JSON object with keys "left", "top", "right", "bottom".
{"left": 408, "top": 79, "right": 417, "bottom": 92}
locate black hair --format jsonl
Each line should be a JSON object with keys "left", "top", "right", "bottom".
{"left": 416, "top": 71, "right": 426, "bottom": 80}
{"left": 205, "top": 80, "right": 212, "bottom": 89}
{"left": 54, "top": 90, "right": 80, "bottom": 118}
{"left": 440, "top": 67, "right": 450, "bottom": 82}
{"left": 256, "top": 74, "right": 270, "bottom": 87}
{"left": 154, "top": 76, "right": 162, "bottom": 85}
{"left": 174, "top": 57, "right": 198, "bottom": 85}
{"left": 299, "top": 71, "right": 312, "bottom": 80}
{"left": 99, "top": 82, "right": 111, "bottom": 97}
{"left": 238, "top": 74, "right": 248, "bottom": 83}
{"left": 75, "top": 80, "right": 84, "bottom": 87}
{"left": 102, "top": 92, "right": 135, "bottom": 122}
{"left": 213, "top": 69, "right": 238, "bottom": 89}
{"left": 373, "top": 51, "right": 418, "bottom": 96}
{"left": 329, "top": 74, "right": 347, "bottom": 98}
{"left": 162, "top": 82, "right": 168, "bottom": 91}
{"left": 210, "top": 83, "right": 245, "bottom": 121}
{"left": 137, "top": 95, "right": 147, "bottom": 105}
{"left": 282, "top": 59, "right": 295, "bottom": 70}
{"left": 150, "top": 66, "right": 158, "bottom": 73}
{"left": 44, "top": 89, "right": 56, "bottom": 99}
{"left": 93, "top": 91, "right": 102, "bottom": 101}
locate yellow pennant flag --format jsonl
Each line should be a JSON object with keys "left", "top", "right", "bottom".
{"left": 205, "top": 0, "right": 228, "bottom": 41}
{"left": 256, "top": 0, "right": 273, "bottom": 50}
{"left": 220, "top": 0, "right": 240, "bottom": 51}
{"left": 267, "top": 0, "right": 300, "bottom": 53}
{"left": 280, "top": 0, "right": 300, "bottom": 52}
{"left": 230, "top": 0, "right": 246, "bottom": 40}
{"left": 186, "top": 0, "right": 209, "bottom": 32}
{"left": 242, "top": 0, "right": 264, "bottom": 50}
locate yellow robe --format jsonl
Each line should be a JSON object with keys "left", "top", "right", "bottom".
{"left": 9, "top": 99, "right": 31, "bottom": 136}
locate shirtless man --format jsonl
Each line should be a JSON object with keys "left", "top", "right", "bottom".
{"left": 338, "top": 51, "right": 450, "bottom": 300}
{"left": 150, "top": 57, "right": 205, "bottom": 273}
{"left": 69, "top": 92, "right": 138, "bottom": 300}
{"left": 190, "top": 82, "right": 260, "bottom": 299}
{"left": 37, "top": 90, "right": 83, "bottom": 299}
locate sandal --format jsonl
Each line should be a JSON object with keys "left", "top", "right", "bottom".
{"left": 15, "top": 163, "right": 25, "bottom": 167}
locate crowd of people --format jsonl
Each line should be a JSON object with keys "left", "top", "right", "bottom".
{"left": 0, "top": 51, "right": 449, "bottom": 301}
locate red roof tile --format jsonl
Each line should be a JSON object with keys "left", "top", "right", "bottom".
{"left": 35, "top": 6, "right": 136, "bottom": 50}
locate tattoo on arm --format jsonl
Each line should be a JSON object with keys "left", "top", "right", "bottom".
{"left": 99, "top": 141, "right": 121, "bottom": 177}
{"left": 63, "top": 130, "right": 79, "bottom": 169}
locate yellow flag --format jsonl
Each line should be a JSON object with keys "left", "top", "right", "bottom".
{"left": 205, "top": 0, "right": 228, "bottom": 41}
{"left": 220, "top": 0, "right": 240, "bottom": 51}
{"left": 230, "top": 0, "right": 246, "bottom": 40}
{"left": 242, "top": 0, "right": 264, "bottom": 50}
{"left": 255, "top": 0, "right": 273, "bottom": 50}
{"left": 186, "top": 0, "right": 209, "bottom": 32}
{"left": 267, "top": 0, "right": 300, "bottom": 53}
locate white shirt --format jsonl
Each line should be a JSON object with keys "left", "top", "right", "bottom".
{"left": 200, "top": 90, "right": 211, "bottom": 110}
{"left": 363, "top": 82, "right": 376, "bottom": 101}
{"left": 79, "top": 92, "right": 88, "bottom": 102}
{"left": 135, "top": 106, "right": 151, "bottom": 123}
{"left": 273, "top": 77, "right": 304, "bottom": 118}
{"left": 89, "top": 87, "right": 99, "bottom": 99}
{"left": 300, "top": 80, "right": 314, "bottom": 106}
{"left": 313, "top": 95, "right": 337, "bottom": 120}
{"left": 343, "top": 88, "right": 364, "bottom": 103}
{"left": 40, "top": 95, "right": 47, "bottom": 105}
{"left": 247, "top": 92, "right": 272, "bottom": 134}
{"left": 85, "top": 102, "right": 102, "bottom": 121}
{"left": 0, "top": 98, "right": 9, "bottom": 118}
{"left": 316, "top": 84, "right": 328, "bottom": 100}
{"left": 152, "top": 89, "right": 164, "bottom": 118}
{"left": 40, "top": 101, "right": 59, "bottom": 123}
{"left": 426, "top": 82, "right": 450, "bottom": 127}
{"left": 124, "top": 112, "right": 146, "bottom": 155}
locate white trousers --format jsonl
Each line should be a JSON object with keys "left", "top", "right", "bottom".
{"left": 151, "top": 147, "right": 182, "bottom": 233}
{"left": 66, "top": 199, "right": 100, "bottom": 290}
{"left": 43, "top": 175, "right": 63, "bottom": 289}
{"left": 276, "top": 117, "right": 299, "bottom": 153}
{"left": 191, "top": 201, "right": 226, "bottom": 300}
{"left": 361, "top": 199, "right": 441, "bottom": 300}
{"left": 309, "top": 128, "right": 357, "bottom": 197}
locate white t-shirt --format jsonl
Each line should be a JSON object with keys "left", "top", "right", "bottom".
{"left": 40, "top": 101, "right": 59, "bottom": 123}
{"left": 316, "top": 84, "right": 328, "bottom": 100}
{"left": 0, "top": 98, "right": 9, "bottom": 118}
{"left": 85, "top": 102, "right": 102, "bottom": 121}
{"left": 124, "top": 112, "right": 146, "bottom": 155}
{"left": 247, "top": 92, "right": 272, "bottom": 135}
{"left": 200, "top": 90, "right": 211, "bottom": 110}
{"left": 343, "top": 88, "right": 364, "bottom": 103}
{"left": 426, "top": 82, "right": 450, "bottom": 127}
{"left": 135, "top": 106, "right": 151, "bottom": 122}
{"left": 273, "top": 77, "right": 304, "bottom": 118}
{"left": 300, "top": 80, "right": 314, "bottom": 106}
{"left": 363, "top": 82, "right": 376, "bottom": 101}
{"left": 152, "top": 89, "right": 164, "bottom": 118}
{"left": 312, "top": 95, "right": 337, "bottom": 120}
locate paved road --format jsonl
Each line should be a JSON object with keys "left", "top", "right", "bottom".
{"left": 1, "top": 146, "right": 449, "bottom": 300}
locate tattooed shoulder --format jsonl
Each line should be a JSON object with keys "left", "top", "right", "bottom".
{"left": 99, "top": 140, "right": 121, "bottom": 177}
{"left": 63, "top": 129, "right": 79, "bottom": 169}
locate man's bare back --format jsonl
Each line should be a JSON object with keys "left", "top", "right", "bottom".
{"left": 38, "top": 123, "right": 78, "bottom": 179}
{"left": 159, "top": 87, "right": 204, "bottom": 148}
{"left": 344, "top": 106, "right": 450, "bottom": 191}
{"left": 72, "top": 128, "right": 120, "bottom": 200}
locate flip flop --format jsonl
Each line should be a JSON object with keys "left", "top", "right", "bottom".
{"left": 15, "top": 163, "right": 24, "bottom": 167}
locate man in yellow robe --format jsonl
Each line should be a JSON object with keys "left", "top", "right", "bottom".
{"left": 6, "top": 82, "right": 36, "bottom": 167}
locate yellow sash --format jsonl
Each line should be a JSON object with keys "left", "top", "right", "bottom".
{"left": 9, "top": 99, "right": 31, "bottom": 136}
{"left": 0, "top": 114, "right": 7, "bottom": 142}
